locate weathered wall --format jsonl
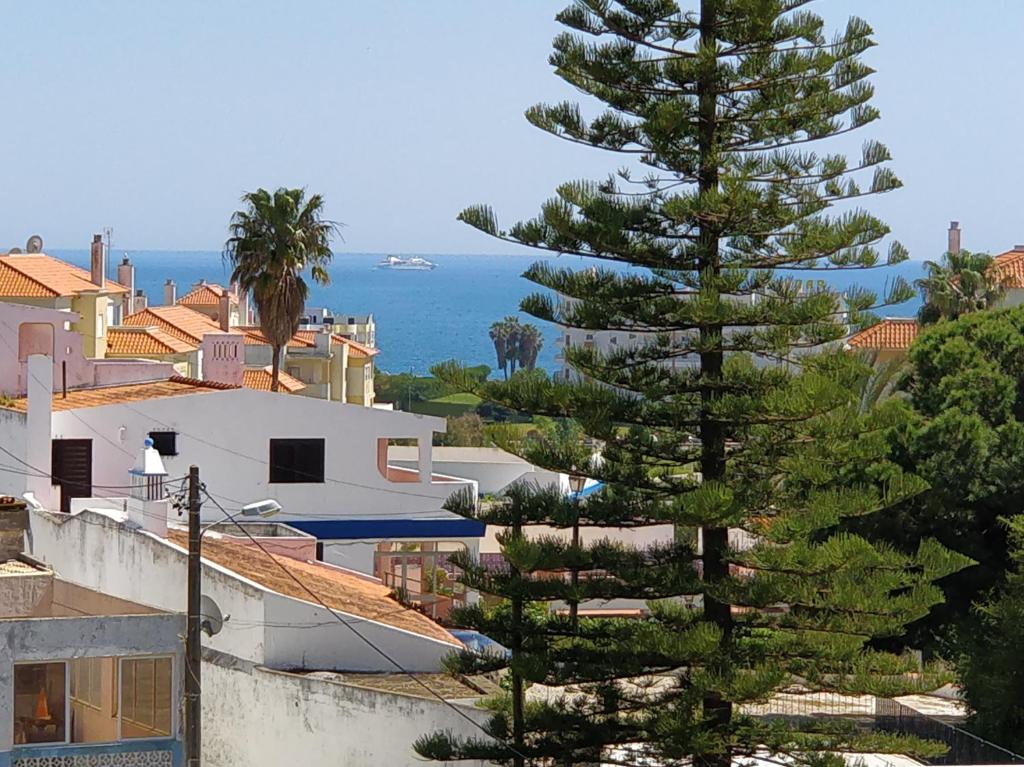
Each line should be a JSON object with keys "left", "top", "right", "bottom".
{"left": 202, "top": 652, "right": 489, "bottom": 767}
{"left": 262, "top": 591, "right": 458, "bottom": 673}
{"left": 0, "top": 612, "right": 184, "bottom": 752}
{"left": 28, "top": 510, "right": 458, "bottom": 673}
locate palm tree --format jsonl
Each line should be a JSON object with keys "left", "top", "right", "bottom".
{"left": 916, "top": 249, "right": 1006, "bottom": 324}
{"left": 489, "top": 321, "right": 510, "bottom": 379}
{"left": 516, "top": 323, "right": 543, "bottom": 371}
{"left": 225, "top": 188, "right": 339, "bottom": 391}
{"left": 502, "top": 316, "right": 522, "bottom": 376}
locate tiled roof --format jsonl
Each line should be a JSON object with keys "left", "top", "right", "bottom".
{"left": 1, "top": 376, "right": 238, "bottom": 413}
{"left": 178, "top": 282, "right": 234, "bottom": 307}
{"left": 333, "top": 335, "right": 379, "bottom": 358}
{"left": 846, "top": 318, "right": 920, "bottom": 351}
{"left": 107, "top": 326, "right": 196, "bottom": 356}
{"left": 0, "top": 254, "right": 128, "bottom": 298}
{"left": 165, "top": 530, "right": 460, "bottom": 645}
{"left": 237, "top": 327, "right": 315, "bottom": 348}
{"left": 992, "top": 249, "right": 1024, "bottom": 289}
{"left": 242, "top": 366, "right": 305, "bottom": 393}
{"left": 122, "top": 306, "right": 221, "bottom": 345}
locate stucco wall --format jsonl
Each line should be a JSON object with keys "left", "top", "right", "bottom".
{"left": 202, "top": 652, "right": 488, "bottom": 767}
{"left": 390, "top": 446, "right": 567, "bottom": 496}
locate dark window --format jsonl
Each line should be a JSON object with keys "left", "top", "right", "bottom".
{"left": 316, "top": 541, "right": 324, "bottom": 561}
{"left": 269, "top": 438, "right": 325, "bottom": 483}
{"left": 148, "top": 431, "right": 177, "bottom": 457}
{"left": 51, "top": 439, "right": 92, "bottom": 513}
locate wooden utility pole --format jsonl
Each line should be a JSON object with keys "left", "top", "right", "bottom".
{"left": 185, "top": 465, "right": 202, "bottom": 766}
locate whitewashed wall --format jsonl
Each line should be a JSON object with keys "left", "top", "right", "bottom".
{"left": 390, "top": 446, "right": 567, "bottom": 496}
{"left": 203, "top": 653, "right": 489, "bottom": 767}
{"left": 27, "top": 510, "right": 459, "bottom": 672}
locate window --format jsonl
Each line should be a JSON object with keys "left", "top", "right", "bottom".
{"left": 269, "top": 438, "right": 325, "bottom": 483}
{"left": 120, "top": 657, "right": 172, "bottom": 738}
{"left": 148, "top": 431, "right": 177, "bottom": 457}
{"left": 14, "top": 662, "right": 66, "bottom": 745}
{"left": 70, "top": 657, "right": 103, "bottom": 709}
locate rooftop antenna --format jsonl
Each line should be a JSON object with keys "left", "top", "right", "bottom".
{"left": 103, "top": 227, "right": 113, "bottom": 279}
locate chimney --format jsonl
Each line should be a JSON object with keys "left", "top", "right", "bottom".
{"left": 127, "top": 438, "right": 169, "bottom": 537}
{"left": 200, "top": 332, "right": 244, "bottom": 386}
{"left": 25, "top": 354, "right": 54, "bottom": 511}
{"left": 0, "top": 498, "right": 28, "bottom": 561}
{"left": 948, "top": 221, "right": 961, "bottom": 256}
{"left": 238, "top": 289, "right": 251, "bottom": 326}
{"left": 117, "top": 256, "right": 136, "bottom": 316}
{"left": 218, "top": 292, "right": 232, "bottom": 331}
{"left": 163, "top": 279, "right": 176, "bottom": 306}
{"left": 134, "top": 290, "right": 148, "bottom": 311}
{"left": 90, "top": 234, "right": 106, "bottom": 288}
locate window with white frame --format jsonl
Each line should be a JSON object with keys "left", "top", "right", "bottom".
{"left": 12, "top": 656, "right": 174, "bottom": 747}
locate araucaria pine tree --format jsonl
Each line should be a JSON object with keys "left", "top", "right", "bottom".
{"left": 416, "top": 2, "right": 967, "bottom": 766}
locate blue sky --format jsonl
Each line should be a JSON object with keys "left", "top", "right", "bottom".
{"left": 1, "top": 1, "right": 1021, "bottom": 258}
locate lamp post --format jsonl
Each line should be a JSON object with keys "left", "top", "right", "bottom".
{"left": 184, "top": 466, "right": 280, "bottom": 767}
{"left": 567, "top": 469, "right": 586, "bottom": 633}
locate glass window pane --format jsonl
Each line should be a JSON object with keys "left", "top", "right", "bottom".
{"left": 121, "top": 658, "right": 172, "bottom": 739}
{"left": 70, "top": 657, "right": 117, "bottom": 743}
{"left": 13, "top": 663, "right": 66, "bottom": 744}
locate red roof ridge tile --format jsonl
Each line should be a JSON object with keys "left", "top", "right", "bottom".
{"left": 167, "top": 375, "right": 242, "bottom": 390}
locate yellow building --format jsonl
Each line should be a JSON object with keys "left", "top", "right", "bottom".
{"left": 0, "top": 252, "right": 128, "bottom": 359}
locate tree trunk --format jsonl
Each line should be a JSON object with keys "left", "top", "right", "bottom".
{"left": 697, "top": 2, "right": 732, "bottom": 767}
{"left": 271, "top": 343, "right": 281, "bottom": 392}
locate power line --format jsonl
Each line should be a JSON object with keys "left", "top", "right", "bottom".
{"left": 200, "top": 487, "right": 522, "bottom": 761}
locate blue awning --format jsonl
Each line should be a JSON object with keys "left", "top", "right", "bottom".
{"left": 286, "top": 518, "right": 486, "bottom": 541}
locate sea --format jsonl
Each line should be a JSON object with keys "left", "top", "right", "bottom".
{"left": 51, "top": 249, "right": 926, "bottom": 376}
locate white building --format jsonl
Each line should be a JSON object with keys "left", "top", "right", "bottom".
{"left": 0, "top": 354, "right": 484, "bottom": 612}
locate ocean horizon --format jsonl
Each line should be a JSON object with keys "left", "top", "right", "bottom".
{"left": 51, "top": 249, "right": 926, "bottom": 376}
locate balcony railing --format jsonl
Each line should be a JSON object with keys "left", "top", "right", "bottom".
{"left": 11, "top": 737, "right": 182, "bottom": 767}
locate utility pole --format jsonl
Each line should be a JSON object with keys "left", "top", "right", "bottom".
{"left": 185, "top": 465, "right": 202, "bottom": 766}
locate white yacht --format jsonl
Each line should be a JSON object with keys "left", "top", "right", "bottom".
{"left": 376, "top": 255, "right": 437, "bottom": 271}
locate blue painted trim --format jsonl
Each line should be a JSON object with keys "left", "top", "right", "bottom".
{"left": 287, "top": 518, "right": 486, "bottom": 540}
{"left": 569, "top": 481, "right": 604, "bottom": 500}
{"left": 10, "top": 738, "right": 182, "bottom": 766}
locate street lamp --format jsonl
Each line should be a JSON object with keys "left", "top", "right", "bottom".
{"left": 184, "top": 467, "right": 279, "bottom": 767}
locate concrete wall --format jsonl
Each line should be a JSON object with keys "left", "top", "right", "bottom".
{"left": 0, "top": 612, "right": 184, "bottom": 752}
{"left": 27, "top": 510, "right": 459, "bottom": 672}
{"left": 202, "top": 652, "right": 488, "bottom": 767}
{"left": 390, "top": 446, "right": 567, "bottom": 496}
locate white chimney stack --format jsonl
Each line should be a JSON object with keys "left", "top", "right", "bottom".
{"left": 163, "top": 280, "right": 177, "bottom": 306}
{"left": 117, "top": 255, "right": 135, "bottom": 317}
{"left": 200, "top": 332, "right": 244, "bottom": 386}
{"left": 948, "top": 221, "right": 961, "bottom": 256}
{"left": 218, "top": 293, "right": 232, "bottom": 332}
{"left": 128, "top": 438, "right": 169, "bottom": 537}
{"left": 90, "top": 234, "right": 106, "bottom": 288}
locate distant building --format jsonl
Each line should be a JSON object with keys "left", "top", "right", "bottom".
{"left": 301, "top": 307, "right": 376, "bottom": 349}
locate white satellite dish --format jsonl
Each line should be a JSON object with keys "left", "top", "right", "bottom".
{"left": 199, "top": 594, "right": 227, "bottom": 637}
{"left": 25, "top": 235, "right": 43, "bottom": 253}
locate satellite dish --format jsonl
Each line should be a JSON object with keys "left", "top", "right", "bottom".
{"left": 199, "top": 594, "right": 227, "bottom": 637}
{"left": 7, "top": 248, "right": 22, "bottom": 255}
{"left": 25, "top": 235, "right": 43, "bottom": 253}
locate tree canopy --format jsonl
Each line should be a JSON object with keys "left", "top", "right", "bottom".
{"left": 416, "top": 2, "right": 965, "bottom": 766}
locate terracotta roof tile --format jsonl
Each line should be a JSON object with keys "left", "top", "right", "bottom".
{"left": 332, "top": 335, "right": 379, "bottom": 358}
{"left": 237, "top": 327, "right": 315, "bottom": 348}
{"left": 178, "top": 282, "right": 234, "bottom": 307}
{"left": 165, "top": 530, "right": 460, "bottom": 645}
{"left": 846, "top": 318, "right": 920, "bottom": 351}
{"left": 0, "top": 254, "right": 128, "bottom": 298}
{"left": 992, "top": 249, "right": 1024, "bottom": 289}
{"left": 107, "top": 326, "right": 196, "bottom": 356}
{"left": 242, "top": 366, "right": 305, "bottom": 393}
{"left": 122, "top": 306, "right": 223, "bottom": 345}
{"left": 0, "top": 376, "right": 238, "bottom": 412}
